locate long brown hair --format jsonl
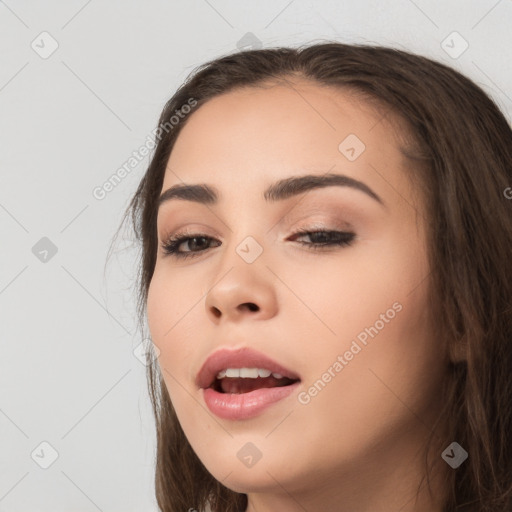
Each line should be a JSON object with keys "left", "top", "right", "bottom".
{"left": 113, "top": 42, "right": 512, "bottom": 511}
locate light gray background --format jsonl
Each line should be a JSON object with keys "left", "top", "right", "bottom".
{"left": 1, "top": 1, "right": 510, "bottom": 510}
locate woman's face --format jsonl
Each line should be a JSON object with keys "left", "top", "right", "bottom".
{"left": 147, "top": 80, "right": 448, "bottom": 509}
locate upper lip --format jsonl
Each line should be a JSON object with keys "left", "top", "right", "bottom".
{"left": 195, "top": 346, "right": 301, "bottom": 389}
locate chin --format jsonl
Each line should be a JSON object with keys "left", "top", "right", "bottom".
{"left": 218, "top": 471, "right": 284, "bottom": 494}
{"left": 200, "top": 451, "right": 306, "bottom": 494}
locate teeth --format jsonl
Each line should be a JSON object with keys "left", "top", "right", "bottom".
{"left": 215, "top": 367, "right": 283, "bottom": 379}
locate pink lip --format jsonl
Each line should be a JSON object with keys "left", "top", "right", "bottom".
{"left": 196, "top": 346, "right": 301, "bottom": 420}
{"left": 202, "top": 381, "right": 301, "bottom": 420}
{"left": 195, "top": 346, "right": 301, "bottom": 390}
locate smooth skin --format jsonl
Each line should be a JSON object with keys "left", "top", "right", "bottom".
{"left": 147, "top": 79, "right": 451, "bottom": 512}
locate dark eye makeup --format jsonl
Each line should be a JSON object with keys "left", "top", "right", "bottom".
{"left": 160, "top": 227, "right": 356, "bottom": 260}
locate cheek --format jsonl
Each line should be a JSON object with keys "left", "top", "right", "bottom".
{"left": 146, "top": 268, "right": 198, "bottom": 387}
{"left": 280, "top": 246, "right": 413, "bottom": 343}
{"left": 292, "top": 279, "right": 440, "bottom": 466}
{"left": 292, "top": 236, "right": 437, "bottom": 396}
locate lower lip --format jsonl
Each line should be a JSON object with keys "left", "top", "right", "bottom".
{"left": 202, "top": 381, "right": 301, "bottom": 420}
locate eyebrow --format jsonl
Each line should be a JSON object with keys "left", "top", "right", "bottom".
{"left": 157, "top": 173, "right": 385, "bottom": 210}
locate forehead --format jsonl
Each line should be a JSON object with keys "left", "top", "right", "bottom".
{"left": 161, "top": 80, "right": 418, "bottom": 210}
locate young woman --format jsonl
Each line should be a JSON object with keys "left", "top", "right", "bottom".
{"left": 118, "top": 42, "right": 512, "bottom": 511}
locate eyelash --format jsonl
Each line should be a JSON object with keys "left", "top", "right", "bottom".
{"left": 160, "top": 227, "right": 356, "bottom": 260}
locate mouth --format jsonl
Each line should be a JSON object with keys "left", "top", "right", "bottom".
{"left": 198, "top": 348, "right": 302, "bottom": 420}
{"left": 210, "top": 370, "right": 300, "bottom": 394}
{"left": 196, "top": 347, "right": 302, "bottom": 393}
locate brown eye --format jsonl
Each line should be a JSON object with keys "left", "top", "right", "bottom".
{"left": 160, "top": 228, "right": 356, "bottom": 260}
{"left": 290, "top": 229, "right": 356, "bottom": 250}
{"left": 161, "top": 234, "right": 220, "bottom": 259}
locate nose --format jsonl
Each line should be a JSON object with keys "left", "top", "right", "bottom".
{"left": 204, "top": 259, "right": 278, "bottom": 324}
